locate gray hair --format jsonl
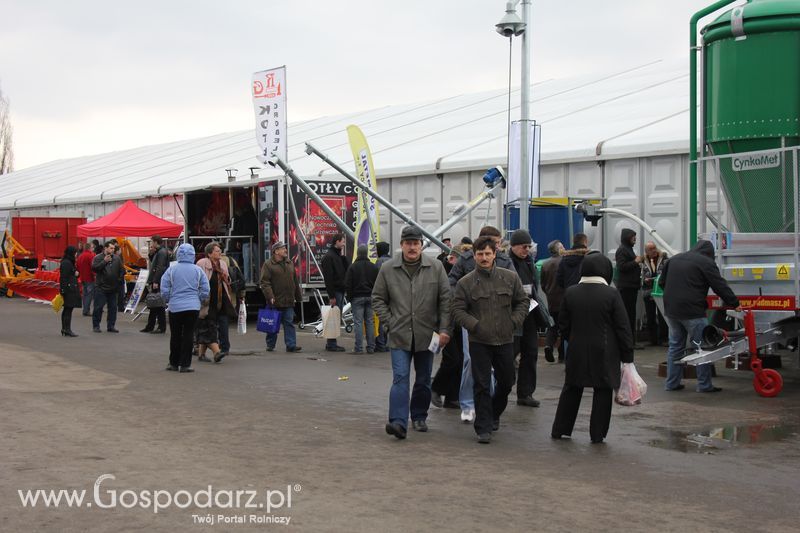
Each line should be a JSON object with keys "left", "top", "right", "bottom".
{"left": 204, "top": 241, "right": 222, "bottom": 255}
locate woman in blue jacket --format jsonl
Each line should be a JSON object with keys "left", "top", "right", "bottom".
{"left": 161, "top": 244, "right": 210, "bottom": 373}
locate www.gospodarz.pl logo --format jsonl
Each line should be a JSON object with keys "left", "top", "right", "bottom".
{"left": 18, "top": 474, "right": 300, "bottom": 520}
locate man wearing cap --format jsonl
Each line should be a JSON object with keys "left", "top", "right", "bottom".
{"left": 372, "top": 226, "right": 452, "bottom": 439}
{"left": 259, "top": 241, "right": 302, "bottom": 353}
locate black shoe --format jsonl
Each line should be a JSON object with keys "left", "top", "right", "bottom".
{"left": 431, "top": 392, "right": 443, "bottom": 408}
{"left": 93, "top": 327, "right": 102, "bottom": 333}
{"left": 213, "top": 351, "right": 227, "bottom": 363}
{"left": 412, "top": 420, "right": 428, "bottom": 432}
{"left": 666, "top": 384, "right": 685, "bottom": 391}
{"left": 198, "top": 355, "right": 211, "bottom": 362}
{"left": 178, "top": 367, "right": 195, "bottom": 373}
{"left": 165, "top": 365, "right": 178, "bottom": 371}
{"left": 64, "top": 330, "right": 78, "bottom": 338}
{"left": 107, "top": 328, "right": 119, "bottom": 333}
{"left": 517, "top": 396, "right": 540, "bottom": 407}
{"left": 287, "top": 346, "right": 302, "bottom": 353}
{"left": 150, "top": 329, "right": 166, "bottom": 334}
{"left": 325, "top": 346, "right": 346, "bottom": 352}
{"left": 591, "top": 438, "right": 605, "bottom": 444}
{"left": 443, "top": 400, "right": 461, "bottom": 409}
{"left": 633, "top": 344, "right": 645, "bottom": 350}
{"left": 266, "top": 346, "right": 275, "bottom": 352}
{"left": 492, "top": 419, "right": 500, "bottom": 432}
{"left": 699, "top": 386, "right": 722, "bottom": 393}
{"left": 544, "top": 346, "right": 555, "bottom": 363}
{"left": 140, "top": 327, "right": 153, "bottom": 333}
{"left": 82, "top": 313, "right": 91, "bottom": 316}
{"left": 477, "top": 433, "right": 492, "bottom": 444}
{"left": 385, "top": 422, "right": 406, "bottom": 440}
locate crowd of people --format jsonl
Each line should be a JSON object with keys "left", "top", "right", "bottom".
{"left": 55, "top": 223, "right": 742, "bottom": 443}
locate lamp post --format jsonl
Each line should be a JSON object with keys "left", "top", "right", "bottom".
{"left": 496, "top": 0, "right": 531, "bottom": 232}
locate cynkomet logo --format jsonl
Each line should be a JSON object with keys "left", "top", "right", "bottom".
{"left": 731, "top": 152, "right": 780, "bottom": 172}
{"left": 18, "top": 474, "right": 300, "bottom": 515}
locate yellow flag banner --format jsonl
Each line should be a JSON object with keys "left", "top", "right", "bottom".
{"left": 347, "top": 125, "right": 381, "bottom": 262}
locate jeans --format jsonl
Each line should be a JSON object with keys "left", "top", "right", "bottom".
{"left": 665, "top": 316, "right": 714, "bottom": 391}
{"left": 266, "top": 307, "right": 297, "bottom": 350}
{"left": 470, "top": 342, "right": 516, "bottom": 435}
{"left": 351, "top": 296, "right": 375, "bottom": 352}
{"left": 388, "top": 348, "right": 434, "bottom": 429}
{"left": 169, "top": 310, "right": 199, "bottom": 368}
{"left": 92, "top": 290, "right": 118, "bottom": 329}
{"left": 217, "top": 313, "right": 230, "bottom": 352}
{"left": 81, "top": 281, "right": 95, "bottom": 315}
{"left": 242, "top": 243, "right": 253, "bottom": 284}
{"left": 326, "top": 291, "right": 344, "bottom": 348}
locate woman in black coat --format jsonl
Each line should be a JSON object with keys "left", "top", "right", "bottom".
{"left": 551, "top": 251, "right": 634, "bottom": 443}
{"left": 59, "top": 245, "right": 81, "bottom": 337}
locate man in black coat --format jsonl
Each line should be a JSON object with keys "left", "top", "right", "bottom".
{"left": 320, "top": 233, "right": 350, "bottom": 352}
{"left": 508, "top": 229, "right": 541, "bottom": 408}
{"left": 345, "top": 245, "right": 379, "bottom": 353}
{"left": 552, "top": 251, "right": 634, "bottom": 444}
{"left": 659, "top": 240, "right": 740, "bottom": 393}
{"left": 141, "top": 235, "right": 170, "bottom": 334}
{"left": 556, "top": 233, "right": 589, "bottom": 290}
{"left": 91, "top": 241, "right": 125, "bottom": 333}
{"left": 615, "top": 228, "right": 643, "bottom": 349}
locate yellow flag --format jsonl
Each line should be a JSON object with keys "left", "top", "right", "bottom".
{"left": 347, "top": 125, "right": 381, "bottom": 262}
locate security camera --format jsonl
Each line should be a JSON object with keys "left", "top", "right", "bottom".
{"left": 495, "top": 2, "right": 525, "bottom": 37}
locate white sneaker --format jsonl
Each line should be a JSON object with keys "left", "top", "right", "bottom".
{"left": 460, "top": 409, "right": 475, "bottom": 423}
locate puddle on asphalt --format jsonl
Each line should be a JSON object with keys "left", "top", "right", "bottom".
{"left": 649, "top": 423, "right": 799, "bottom": 453}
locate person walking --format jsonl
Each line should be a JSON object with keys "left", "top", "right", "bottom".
{"left": 345, "top": 245, "right": 379, "bottom": 354}
{"left": 58, "top": 245, "right": 81, "bottom": 337}
{"left": 161, "top": 244, "right": 210, "bottom": 373}
{"left": 615, "top": 228, "right": 643, "bottom": 349}
{"left": 556, "top": 233, "right": 589, "bottom": 290}
{"left": 372, "top": 226, "right": 452, "bottom": 440}
{"left": 76, "top": 243, "right": 96, "bottom": 316}
{"left": 141, "top": 235, "right": 169, "bottom": 334}
{"left": 373, "top": 241, "right": 392, "bottom": 353}
{"left": 540, "top": 240, "right": 565, "bottom": 362}
{"left": 551, "top": 251, "right": 634, "bottom": 444}
{"left": 659, "top": 240, "right": 740, "bottom": 393}
{"left": 452, "top": 235, "right": 529, "bottom": 444}
{"left": 321, "top": 234, "right": 350, "bottom": 352}
{"left": 91, "top": 242, "right": 125, "bottom": 333}
{"left": 642, "top": 241, "right": 669, "bottom": 346}
{"left": 221, "top": 250, "right": 246, "bottom": 355}
{"left": 196, "top": 242, "right": 236, "bottom": 364}
{"left": 259, "top": 241, "right": 302, "bottom": 353}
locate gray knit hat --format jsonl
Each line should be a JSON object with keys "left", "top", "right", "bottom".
{"left": 509, "top": 229, "right": 532, "bottom": 246}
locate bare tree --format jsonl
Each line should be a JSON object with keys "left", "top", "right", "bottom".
{"left": 0, "top": 83, "right": 14, "bottom": 174}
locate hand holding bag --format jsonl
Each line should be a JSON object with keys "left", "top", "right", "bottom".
{"left": 615, "top": 362, "right": 646, "bottom": 406}
{"left": 257, "top": 307, "right": 281, "bottom": 334}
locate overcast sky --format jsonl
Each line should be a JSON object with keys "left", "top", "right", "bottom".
{"left": 1, "top": 0, "right": 738, "bottom": 170}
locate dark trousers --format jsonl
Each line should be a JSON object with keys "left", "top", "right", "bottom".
{"left": 432, "top": 326, "right": 464, "bottom": 402}
{"left": 145, "top": 306, "right": 167, "bottom": 331}
{"left": 643, "top": 296, "right": 668, "bottom": 345}
{"left": 545, "top": 322, "right": 565, "bottom": 361}
{"left": 552, "top": 385, "right": 613, "bottom": 442}
{"left": 217, "top": 313, "right": 230, "bottom": 352}
{"left": 92, "top": 290, "right": 118, "bottom": 329}
{"left": 60, "top": 306, "right": 74, "bottom": 333}
{"left": 515, "top": 313, "right": 539, "bottom": 398}
{"left": 470, "top": 342, "right": 515, "bottom": 435}
{"left": 169, "top": 310, "right": 199, "bottom": 368}
{"left": 618, "top": 287, "right": 639, "bottom": 343}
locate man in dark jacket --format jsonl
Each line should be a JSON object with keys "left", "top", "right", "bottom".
{"left": 345, "top": 245, "right": 379, "bottom": 353}
{"left": 436, "top": 238, "right": 452, "bottom": 273}
{"left": 556, "top": 233, "right": 589, "bottom": 290}
{"left": 452, "top": 235, "right": 529, "bottom": 444}
{"left": 508, "top": 229, "right": 541, "bottom": 408}
{"left": 540, "top": 239, "right": 565, "bottom": 362}
{"left": 91, "top": 241, "right": 125, "bottom": 333}
{"left": 321, "top": 234, "right": 350, "bottom": 352}
{"left": 141, "top": 235, "right": 170, "bottom": 334}
{"left": 374, "top": 241, "right": 392, "bottom": 352}
{"left": 260, "top": 241, "right": 302, "bottom": 353}
{"left": 615, "top": 228, "right": 643, "bottom": 348}
{"left": 659, "top": 240, "right": 740, "bottom": 393}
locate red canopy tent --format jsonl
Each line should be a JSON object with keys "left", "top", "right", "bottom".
{"left": 76, "top": 200, "right": 183, "bottom": 238}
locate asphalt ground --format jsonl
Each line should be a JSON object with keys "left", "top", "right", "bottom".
{"left": 1, "top": 298, "right": 799, "bottom": 532}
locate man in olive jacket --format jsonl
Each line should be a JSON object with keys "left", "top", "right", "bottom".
{"left": 452, "top": 235, "right": 529, "bottom": 444}
{"left": 259, "top": 241, "right": 302, "bottom": 353}
{"left": 372, "top": 226, "right": 452, "bottom": 440}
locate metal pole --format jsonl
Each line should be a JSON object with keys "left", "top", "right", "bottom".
{"left": 304, "top": 143, "right": 451, "bottom": 253}
{"left": 598, "top": 207, "right": 678, "bottom": 256}
{"left": 698, "top": 43, "right": 707, "bottom": 234}
{"left": 519, "top": 0, "right": 531, "bottom": 233}
{"left": 793, "top": 147, "right": 799, "bottom": 307}
{"left": 427, "top": 181, "right": 507, "bottom": 243}
{"left": 269, "top": 155, "right": 355, "bottom": 240}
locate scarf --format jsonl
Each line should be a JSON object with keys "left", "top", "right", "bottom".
{"left": 579, "top": 276, "right": 608, "bottom": 285}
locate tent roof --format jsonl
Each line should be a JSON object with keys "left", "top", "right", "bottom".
{"left": 0, "top": 58, "right": 691, "bottom": 209}
{"left": 76, "top": 200, "right": 183, "bottom": 237}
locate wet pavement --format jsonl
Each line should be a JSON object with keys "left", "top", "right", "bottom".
{"left": 1, "top": 298, "right": 799, "bottom": 531}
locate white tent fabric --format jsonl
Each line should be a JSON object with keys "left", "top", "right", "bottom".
{"left": 0, "top": 59, "right": 691, "bottom": 209}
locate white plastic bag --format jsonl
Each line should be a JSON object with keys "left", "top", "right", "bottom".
{"left": 615, "top": 362, "right": 646, "bottom": 406}
{"left": 322, "top": 306, "right": 341, "bottom": 339}
{"left": 237, "top": 303, "right": 247, "bottom": 335}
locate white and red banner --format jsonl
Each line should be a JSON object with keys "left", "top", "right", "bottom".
{"left": 252, "top": 66, "right": 287, "bottom": 164}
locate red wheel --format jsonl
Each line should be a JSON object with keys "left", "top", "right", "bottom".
{"left": 753, "top": 369, "right": 783, "bottom": 397}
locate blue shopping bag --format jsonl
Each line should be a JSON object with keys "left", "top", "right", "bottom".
{"left": 257, "top": 307, "right": 281, "bottom": 334}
